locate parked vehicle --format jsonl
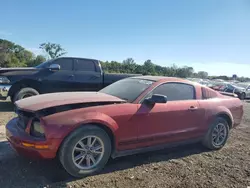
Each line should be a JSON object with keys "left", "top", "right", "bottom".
{"left": 234, "top": 82, "right": 250, "bottom": 99}
{"left": 186, "top": 78, "right": 210, "bottom": 87}
{"left": 209, "top": 82, "right": 249, "bottom": 100}
{"left": 0, "top": 57, "right": 140, "bottom": 102}
{"left": 6, "top": 76, "right": 243, "bottom": 177}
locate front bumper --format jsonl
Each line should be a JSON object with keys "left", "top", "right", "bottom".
{"left": 5, "top": 117, "right": 59, "bottom": 159}
{"left": 0, "top": 84, "right": 11, "bottom": 100}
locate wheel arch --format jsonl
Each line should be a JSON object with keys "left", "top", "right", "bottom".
{"left": 216, "top": 112, "right": 233, "bottom": 129}
{"left": 56, "top": 121, "right": 117, "bottom": 158}
{"left": 8, "top": 79, "right": 41, "bottom": 97}
{"left": 88, "top": 122, "right": 116, "bottom": 153}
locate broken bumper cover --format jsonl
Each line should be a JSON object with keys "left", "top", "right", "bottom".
{"left": 5, "top": 117, "right": 60, "bottom": 159}
{"left": 0, "top": 84, "right": 11, "bottom": 99}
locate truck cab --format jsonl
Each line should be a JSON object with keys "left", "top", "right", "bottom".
{"left": 0, "top": 57, "right": 140, "bottom": 103}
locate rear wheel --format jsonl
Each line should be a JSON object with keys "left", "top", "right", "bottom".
{"left": 59, "top": 125, "right": 112, "bottom": 178}
{"left": 202, "top": 117, "right": 229, "bottom": 150}
{"left": 13, "top": 87, "right": 39, "bottom": 102}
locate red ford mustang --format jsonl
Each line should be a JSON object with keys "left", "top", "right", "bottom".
{"left": 5, "top": 76, "right": 243, "bottom": 177}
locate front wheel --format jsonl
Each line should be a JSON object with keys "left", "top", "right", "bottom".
{"left": 239, "top": 92, "right": 245, "bottom": 100}
{"left": 59, "top": 125, "right": 112, "bottom": 178}
{"left": 13, "top": 87, "right": 39, "bottom": 103}
{"left": 202, "top": 117, "right": 229, "bottom": 150}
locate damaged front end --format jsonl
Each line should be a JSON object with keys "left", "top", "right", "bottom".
{"left": 35, "top": 101, "right": 125, "bottom": 117}
{"left": 14, "top": 100, "right": 125, "bottom": 138}
{"left": 14, "top": 107, "right": 46, "bottom": 139}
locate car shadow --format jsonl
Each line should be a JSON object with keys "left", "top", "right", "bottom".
{"left": 0, "top": 100, "right": 14, "bottom": 112}
{"left": 0, "top": 140, "right": 209, "bottom": 188}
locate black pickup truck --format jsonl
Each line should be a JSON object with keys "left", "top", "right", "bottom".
{"left": 0, "top": 57, "right": 140, "bottom": 102}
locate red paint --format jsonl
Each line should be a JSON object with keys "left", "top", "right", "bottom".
{"left": 15, "top": 91, "right": 125, "bottom": 112}
{"left": 6, "top": 77, "right": 244, "bottom": 159}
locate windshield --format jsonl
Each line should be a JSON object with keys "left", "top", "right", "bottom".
{"left": 35, "top": 60, "right": 52, "bottom": 68}
{"left": 99, "top": 78, "right": 155, "bottom": 102}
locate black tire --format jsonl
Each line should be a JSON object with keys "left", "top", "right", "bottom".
{"left": 59, "top": 125, "right": 112, "bottom": 178}
{"left": 13, "top": 87, "right": 39, "bottom": 102}
{"left": 239, "top": 92, "right": 245, "bottom": 100}
{"left": 202, "top": 117, "right": 229, "bottom": 150}
{"left": 10, "top": 95, "right": 15, "bottom": 103}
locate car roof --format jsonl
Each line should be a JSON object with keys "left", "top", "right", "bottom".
{"left": 130, "top": 75, "right": 185, "bottom": 82}
{"left": 55, "top": 56, "right": 99, "bottom": 61}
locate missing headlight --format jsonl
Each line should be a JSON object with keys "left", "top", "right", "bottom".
{"left": 30, "top": 118, "right": 45, "bottom": 138}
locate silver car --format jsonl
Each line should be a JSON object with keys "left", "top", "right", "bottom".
{"left": 235, "top": 82, "right": 250, "bottom": 99}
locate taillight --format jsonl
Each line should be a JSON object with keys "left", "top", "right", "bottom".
{"left": 30, "top": 118, "right": 45, "bottom": 138}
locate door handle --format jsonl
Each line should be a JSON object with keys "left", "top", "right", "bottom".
{"left": 68, "top": 75, "right": 74, "bottom": 80}
{"left": 188, "top": 106, "right": 198, "bottom": 111}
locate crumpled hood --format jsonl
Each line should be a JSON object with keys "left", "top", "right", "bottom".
{"left": 15, "top": 92, "right": 125, "bottom": 112}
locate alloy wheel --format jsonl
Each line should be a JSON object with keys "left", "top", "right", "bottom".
{"left": 72, "top": 136, "right": 105, "bottom": 170}
{"left": 212, "top": 123, "right": 227, "bottom": 146}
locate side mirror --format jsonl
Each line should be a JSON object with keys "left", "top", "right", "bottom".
{"left": 48, "top": 64, "right": 60, "bottom": 71}
{"left": 144, "top": 94, "right": 167, "bottom": 105}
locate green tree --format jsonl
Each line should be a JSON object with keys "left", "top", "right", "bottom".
{"left": 0, "top": 39, "right": 48, "bottom": 68}
{"left": 39, "top": 42, "right": 67, "bottom": 59}
{"left": 176, "top": 66, "right": 194, "bottom": 78}
{"left": 0, "top": 39, "right": 35, "bottom": 67}
{"left": 197, "top": 71, "right": 208, "bottom": 79}
{"left": 167, "top": 64, "right": 178, "bottom": 76}
{"left": 143, "top": 59, "right": 156, "bottom": 75}
{"left": 0, "top": 39, "right": 14, "bottom": 67}
{"left": 0, "top": 46, "right": 8, "bottom": 67}
{"left": 27, "top": 55, "right": 46, "bottom": 67}
{"left": 122, "top": 58, "right": 137, "bottom": 73}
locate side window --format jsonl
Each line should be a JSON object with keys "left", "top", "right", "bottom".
{"left": 54, "top": 58, "right": 73, "bottom": 70}
{"left": 226, "top": 84, "right": 234, "bottom": 92}
{"left": 201, "top": 87, "right": 218, "bottom": 99}
{"left": 75, "top": 59, "right": 96, "bottom": 71}
{"left": 149, "top": 83, "right": 195, "bottom": 101}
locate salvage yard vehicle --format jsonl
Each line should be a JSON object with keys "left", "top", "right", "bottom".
{"left": 5, "top": 76, "right": 243, "bottom": 178}
{"left": 209, "top": 82, "right": 249, "bottom": 100}
{"left": 234, "top": 82, "right": 250, "bottom": 99}
{"left": 0, "top": 57, "right": 140, "bottom": 102}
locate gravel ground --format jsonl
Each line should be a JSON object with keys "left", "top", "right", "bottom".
{"left": 0, "top": 99, "right": 249, "bottom": 188}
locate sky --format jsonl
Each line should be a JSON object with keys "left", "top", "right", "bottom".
{"left": 0, "top": 0, "right": 250, "bottom": 77}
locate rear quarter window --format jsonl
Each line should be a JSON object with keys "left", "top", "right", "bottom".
{"left": 202, "top": 87, "right": 218, "bottom": 99}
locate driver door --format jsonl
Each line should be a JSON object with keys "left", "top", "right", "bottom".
{"left": 136, "top": 82, "right": 205, "bottom": 148}
{"left": 39, "top": 58, "right": 75, "bottom": 93}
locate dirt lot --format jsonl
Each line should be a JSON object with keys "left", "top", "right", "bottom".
{"left": 0, "top": 99, "right": 249, "bottom": 188}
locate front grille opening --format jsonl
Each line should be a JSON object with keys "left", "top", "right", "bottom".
{"left": 15, "top": 108, "right": 35, "bottom": 130}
